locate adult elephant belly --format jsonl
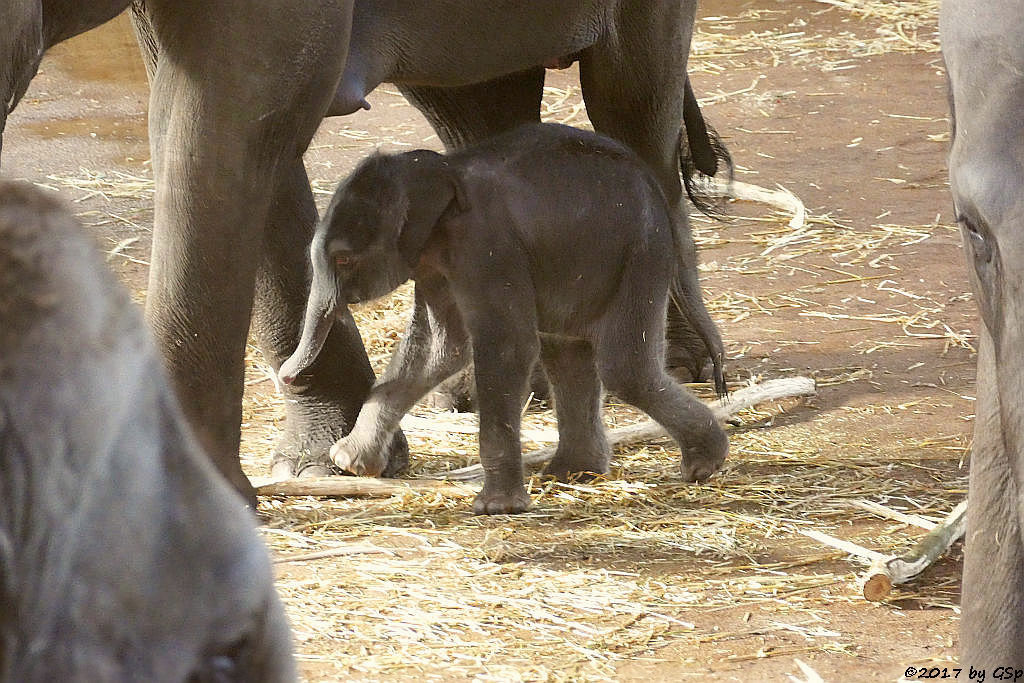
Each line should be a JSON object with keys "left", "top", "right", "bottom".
{"left": 333, "top": 0, "right": 722, "bottom": 385}
{"left": 335, "top": 0, "right": 605, "bottom": 106}
{"left": 389, "top": 2, "right": 605, "bottom": 86}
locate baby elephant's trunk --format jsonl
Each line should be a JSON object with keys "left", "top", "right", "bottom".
{"left": 279, "top": 248, "right": 338, "bottom": 384}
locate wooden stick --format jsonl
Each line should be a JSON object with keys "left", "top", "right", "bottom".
{"left": 788, "top": 658, "right": 826, "bottom": 683}
{"left": 254, "top": 475, "right": 477, "bottom": 498}
{"left": 706, "top": 178, "right": 807, "bottom": 232}
{"left": 796, "top": 528, "right": 887, "bottom": 564}
{"left": 273, "top": 545, "right": 390, "bottom": 564}
{"left": 443, "top": 376, "right": 816, "bottom": 482}
{"left": 860, "top": 499, "right": 967, "bottom": 601}
{"left": 847, "top": 499, "right": 937, "bottom": 530}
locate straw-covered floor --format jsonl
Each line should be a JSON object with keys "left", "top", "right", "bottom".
{"left": 40, "top": 1, "right": 965, "bottom": 679}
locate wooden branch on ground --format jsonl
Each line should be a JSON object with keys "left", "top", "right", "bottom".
{"left": 796, "top": 528, "right": 887, "bottom": 564}
{"left": 253, "top": 475, "right": 477, "bottom": 498}
{"left": 860, "top": 499, "right": 967, "bottom": 601}
{"left": 443, "top": 376, "right": 816, "bottom": 482}
{"left": 847, "top": 499, "right": 937, "bottom": 530}
{"left": 273, "top": 545, "right": 391, "bottom": 564}
{"left": 797, "top": 500, "right": 967, "bottom": 601}
{"left": 706, "top": 178, "right": 806, "bottom": 233}
{"left": 787, "top": 658, "right": 826, "bottom": 683}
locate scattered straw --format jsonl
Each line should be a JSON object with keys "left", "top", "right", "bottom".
{"left": 692, "top": 1, "right": 940, "bottom": 79}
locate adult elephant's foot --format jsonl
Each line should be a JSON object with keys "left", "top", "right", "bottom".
{"left": 666, "top": 349, "right": 714, "bottom": 384}
{"left": 423, "top": 362, "right": 550, "bottom": 413}
{"left": 472, "top": 485, "right": 532, "bottom": 515}
{"left": 543, "top": 444, "right": 611, "bottom": 482}
{"left": 424, "top": 369, "right": 477, "bottom": 412}
{"left": 270, "top": 422, "right": 408, "bottom": 479}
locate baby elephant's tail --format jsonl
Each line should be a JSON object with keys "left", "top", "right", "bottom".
{"left": 669, "top": 282, "right": 726, "bottom": 399}
{"left": 668, "top": 214, "right": 727, "bottom": 399}
{"left": 680, "top": 78, "right": 733, "bottom": 219}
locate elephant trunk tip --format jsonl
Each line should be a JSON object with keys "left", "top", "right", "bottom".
{"left": 278, "top": 307, "right": 335, "bottom": 385}
{"left": 277, "top": 357, "right": 304, "bottom": 386}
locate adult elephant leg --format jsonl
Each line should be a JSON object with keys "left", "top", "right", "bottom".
{"left": 143, "top": 103, "right": 272, "bottom": 500}
{"left": 253, "top": 161, "right": 408, "bottom": 478}
{"left": 400, "top": 68, "right": 548, "bottom": 410}
{"left": 578, "top": 4, "right": 719, "bottom": 382}
{"left": 136, "top": 0, "right": 355, "bottom": 500}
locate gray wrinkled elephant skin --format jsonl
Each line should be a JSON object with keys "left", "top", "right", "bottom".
{"left": 0, "top": 0, "right": 723, "bottom": 499}
{"left": 942, "top": 0, "right": 1024, "bottom": 670}
{"left": 284, "top": 123, "right": 729, "bottom": 515}
{"left": 0, "top": 182, "right": 294, "bottom": 682}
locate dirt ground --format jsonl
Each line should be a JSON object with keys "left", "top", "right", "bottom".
{"left": 3, "top": 1, "right": 973, "bottom": 680}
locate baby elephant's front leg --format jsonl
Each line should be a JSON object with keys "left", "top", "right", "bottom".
{"left": 469, "top": 325, "right": 538, "bottom": 515}
{"left": 329, "top": 391, "right": 408, "bottom": 476}
{"left": 332, "top": 282, "right": 468, "bottom": 476}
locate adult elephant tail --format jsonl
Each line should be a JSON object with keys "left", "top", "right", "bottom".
{"left": 0, "top": 103, "right": 7, "bottom": 160}
{"left": 680, "top": 77, "right": 733, "bottom": 218}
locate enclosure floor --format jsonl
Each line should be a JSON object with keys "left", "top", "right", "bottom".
{"left": 4, "top": 1, "right": 965, "bottom": 679}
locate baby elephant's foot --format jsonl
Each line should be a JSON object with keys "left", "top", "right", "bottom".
{"left": 472, "top": 485, "right": 532, "bottom": 515}
{"left": 679, "top": 423, "right": 729, "bottom": 483}
{"left": 330, "top": 433, "right": 389, "bottom": 477}
{"left": 543, "top": 446, "right": 610, "bottom": 482}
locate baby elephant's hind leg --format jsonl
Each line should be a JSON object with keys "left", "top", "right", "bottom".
{"left": 595, "top": 335, "right": 727, "bottom": 482}
{"left": 539, "top": 338, "right": 611, "bottom": 481}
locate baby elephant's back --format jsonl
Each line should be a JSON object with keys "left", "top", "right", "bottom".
{"left": 473, "top": 122, "right": 674, "bottom": 239}
{"left": 463, "top": 124, "right": 679, "bottom": 330}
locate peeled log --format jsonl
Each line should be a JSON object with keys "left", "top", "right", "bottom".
{"left": 860, "top": 499, "right": 967, "bottom": 601}
{"left": 254, "top": 475, "right": 477, "bottom": 498}
{"left": 443, "top": 376, "right": 816, "bottom": 482}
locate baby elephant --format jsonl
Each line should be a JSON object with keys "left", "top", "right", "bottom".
{"left": 281, "top": 123, "right": 729, "bottom": 515}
